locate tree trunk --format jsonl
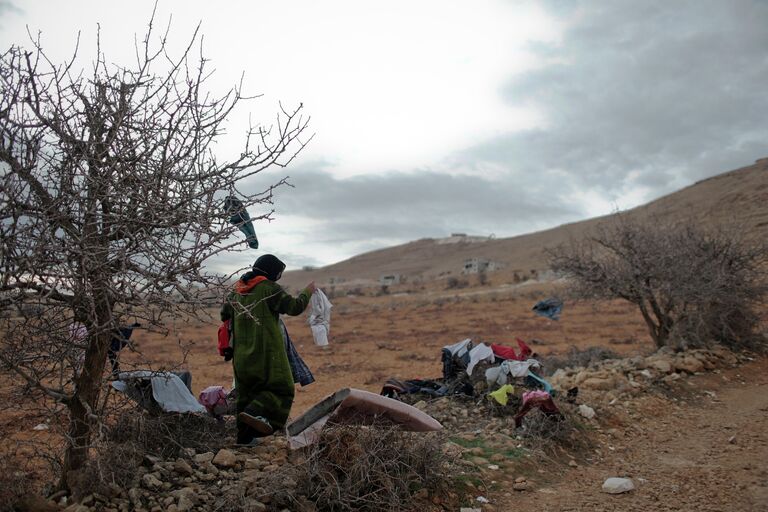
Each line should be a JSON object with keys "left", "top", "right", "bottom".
{"left": 59, "top": 304, "right": 112, "bottom": 491}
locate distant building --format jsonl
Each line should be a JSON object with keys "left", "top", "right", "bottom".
{"left": 301, "top": 265, "right": 317, "bottom": 271}
{"left": 462, "top": 258, "right": 501, "bottom": 274}
{"left": 451, "top": 233, "right": 467, "bottom": 237}
{"left": 379, "top": 274, "right": 402, "bottom": 286}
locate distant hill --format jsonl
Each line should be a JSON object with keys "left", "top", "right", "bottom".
{"left": 282, "top": 158, "right": 768, "bottom": 290}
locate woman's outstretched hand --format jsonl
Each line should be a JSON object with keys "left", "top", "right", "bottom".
{"left": 306, "top": 281, "right": 317, "bottom": 294}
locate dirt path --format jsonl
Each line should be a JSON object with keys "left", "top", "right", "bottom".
{"left": 497, "top": 359, "right": 768, "bottom": 511}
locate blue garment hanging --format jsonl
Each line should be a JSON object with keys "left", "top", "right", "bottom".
{"left": 224, "top": 196, "right": 259, "bottom": 249}
{"left": 532, "top": 297, "right": 563, "bottom": 321}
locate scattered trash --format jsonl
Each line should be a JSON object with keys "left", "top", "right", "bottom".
{"left": 476, "top": 496, "right": 490, "bottom": 503}
{"left": 602, "top": 477, "right": 635, "bottom": 494}
{"left": 487, "top": 464, "right": 500, "bottom": 470}
{"left": 578, "top": 404, "right": 596, "bottom": 419}
{"left": 488, "top": 384, "right": 515, "bottom": 405}
{"left": 460, "top": 508, "right": 482, "bottom": 512}
{"left": 532, "top": 297, "right": 563, "bottom": 321}
{"left": 491, "top": 338, "right": 533, "bottom": 361}
{"left": 32, "top": 423, "right": 49, "bottom": 431}
{"left": 514, "top": 390, "right": 563, "bottom": 428}
{"left": 728, "top": 435, "right": 737, "bottom": 444}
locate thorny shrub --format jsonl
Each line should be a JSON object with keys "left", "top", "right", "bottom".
{"left": 107, "top": 410, "right": 233, "bottom": 461}
{"left": 257, "top": 424, "right": 456, "bottom": 512}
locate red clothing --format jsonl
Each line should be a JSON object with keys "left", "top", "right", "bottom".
{"left": 491, "top": 338, "right": 533, "bottom": 361}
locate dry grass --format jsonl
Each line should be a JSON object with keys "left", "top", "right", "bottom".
{"left": 257, "top": 424, "right": 455, "bottom": 512}
{"left": 107, "top": 410, "right": 233, "bottom": 460}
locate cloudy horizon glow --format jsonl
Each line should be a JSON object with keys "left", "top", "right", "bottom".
{"left": 2, "top": 0, "right": 766, "bottom": 273}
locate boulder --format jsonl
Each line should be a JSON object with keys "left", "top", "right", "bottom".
{"left": 578, "top": 404, "right": 596, "bottom": 419}
{"left": 674, "top": 356, "right": 704, "bottom": 374}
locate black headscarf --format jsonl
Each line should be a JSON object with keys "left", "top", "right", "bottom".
{"left": 241, "top": 254, "right": 286, "bottom": 282}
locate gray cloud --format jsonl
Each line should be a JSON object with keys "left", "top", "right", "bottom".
{"left": 456, "top": 0, "right": 768, "bottom": 196}
{"left": 266, "top": 163, "right": 581, "bottom": 244}
{"left": 238, "top": 0, "right": 768, "bottom": 268}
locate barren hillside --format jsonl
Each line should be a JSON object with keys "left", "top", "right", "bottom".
{"left": 282, "top": 158, "right": 768, "bottom": 290}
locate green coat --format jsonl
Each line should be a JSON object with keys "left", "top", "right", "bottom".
{"left": 221, "top": 279, "right": 311, "bottom": 431}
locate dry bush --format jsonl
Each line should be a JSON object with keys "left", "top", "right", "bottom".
{"left": 259, "top": 424, "right": 455, "bottom": 512}
{"left": 520, "top": 408, "right": 593, "bottom": 456}
{"left": 0, "top": 456, "right": 34, "bottom": 512}
{"left": 541, "top": 346, "right": 619, "bottom": 375}
{"left": 70, "top": 442, "right": 144, "bottom": 499}
{"left": 107, "top": 411, "right": 233, "bottom": 460}
{"left": 549, "top": 216, "right": 768, "bottom": 349}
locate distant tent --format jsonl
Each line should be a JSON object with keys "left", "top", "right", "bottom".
{"left": 224, "top": 196, "right": 259, "bottom": 249}
{"left": 532, "top": 297, "right": 563, "bottom": 321}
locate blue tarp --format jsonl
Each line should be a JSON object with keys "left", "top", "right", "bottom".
{"left": 532, "top": 297, "right": 563, "bottom": 321}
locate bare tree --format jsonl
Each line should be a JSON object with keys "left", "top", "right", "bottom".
{"left": 0, "top": 15, "right": 310, "bottom": 490}
{"left": 548, "top": 215, "right": 767, "bottom": 349}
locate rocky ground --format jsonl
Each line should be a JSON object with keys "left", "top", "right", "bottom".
{"left": 18, "top": 345, "right": 764, "bottom": 512}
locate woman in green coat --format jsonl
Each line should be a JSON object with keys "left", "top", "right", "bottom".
{"left": 221, "top": 254, "right": 315, "bottom": 445}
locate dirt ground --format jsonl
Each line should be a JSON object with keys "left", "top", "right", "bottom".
{"left": 3, "top": 279, "right": 766, "bottom": 511}
{"left": 502, "top": 357, "right": 768, "bottom": 511}
{"left": 120, "top": 281, "right": 651, "bottom": 416}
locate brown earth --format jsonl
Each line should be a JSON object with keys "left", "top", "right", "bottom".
{"left": 119, "top": 281, "right": 651, "bottom": 416}
{"left": 500, "top": 357, "right": 768, "bottom": 512}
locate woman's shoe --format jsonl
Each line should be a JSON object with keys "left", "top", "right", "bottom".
{"left": 238, "top": 412, "right": 274, "bottom": 435}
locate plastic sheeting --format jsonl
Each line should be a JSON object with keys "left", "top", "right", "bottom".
{"left": 112, "top": 371, "right": 205, "bottom": 414}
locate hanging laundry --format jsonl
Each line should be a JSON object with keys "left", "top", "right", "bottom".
{"left": 280, "top": 318, "right": 314, "bottom": 386}
{"left": 224, "top": 196, "right": 259, "bottom": 249}
{"left": 532, "top": 297, "right": 563, "bottom": 320}
{"left": 308, "top": 289, "right": 333, "bottom": 347}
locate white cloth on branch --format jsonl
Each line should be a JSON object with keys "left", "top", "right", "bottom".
{"left": 308, "top": 289, "right": 333, "bottom": 347}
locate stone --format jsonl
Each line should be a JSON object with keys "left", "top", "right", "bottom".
{"left": 193, "top": 452, "right": 214, "bottom": 464}
{"left": 512, "top": 482, "right": 529, "bottom": 491}
{"left": 675, "top": 357, "right": 704, "bottom": 374}
{"left": 515, "top": 476, "right": 526, "bottom": 483}
{"left": 413, "top": 488, "right": 429, "bottom": 499}
{"left": 578, "top": 404, "right": 596, "bottom": 419}
{"left": 212, "top": 449, "right": 237, "bottom": 468}
{"left": 141, "top": 473, "right": 162, "bottom": 491}
{"left": 174, "top": 459, "right": 194, "bottom": 476}
{"left": 413, "top": 400, "right": 427, "bottom": 410}
{"left": 470, "top": 456, "right": 490, "bottom": 466}
{"left": 602, "top": 477, "right": 635, "bottom": 494}
{"left": 245, "top": 499, "right": 267, "bottom": 511}
{"left": 460, "top": 509, "right": 482, "bottom": 512}
{"left": 649, "top": 359, "right": 672, "bottom": 374}
{"left": 568, "top": 460, "right": 578, "bottom": 468}
{"left": 127, "top": 488, "right": 143, "bottom": 508}
{"left": 177, "top": 495, "right": 195, "bottom": 512}
{"left": 62, "top": 505, "right": 90, "bottom": 512}
{"left": 581, "top": 377, "right": 614, "bottom": 390}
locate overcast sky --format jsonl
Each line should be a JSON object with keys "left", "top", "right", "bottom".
{"left": 2, "top": 1, "right": 767, "bottom": 273}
